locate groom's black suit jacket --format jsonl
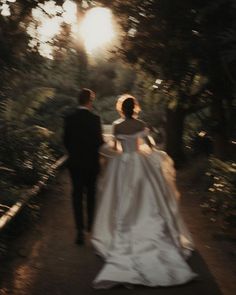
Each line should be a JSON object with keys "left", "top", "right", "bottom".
{"left": 63, "top": 108, "right": 103, "bottom": 174}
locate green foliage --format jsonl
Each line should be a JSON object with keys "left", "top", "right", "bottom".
{"left": 29, "top": 92, "right": 78, "bottom": 156}
{"left": 0, "top": 87, "right": 55, "bottom": 125}
{"left": 0, "top": 84, "right": 59, "bottom": 208}
{"left": 201, "top": 157, "right": 236, "bottom": 228}
{"left": 183, "top": 107, "right": 211, "bottom": 147}
{"left": 0, "top": 124, "right": 56, "bottom": 185}
{"left": 93, "top": 95, "right": 118, "bottom": 123}
{"left": 132, "top": 71, "right": 167, "bottom": 127}
{"left": 86, "top": 59, "right": 137, "bottom": 97}
{"left": 85, "top": 59, "right": 138, "bottom": 123}
{"left": 97, "top": 0, "right": 236, "bottom": 160}
{"left": 0, "top": 1, "right": 86, "bottom": 218}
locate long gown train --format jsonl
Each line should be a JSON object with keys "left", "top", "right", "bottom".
{"left": 91, "top": 130, "right": 197, "bottom": 289}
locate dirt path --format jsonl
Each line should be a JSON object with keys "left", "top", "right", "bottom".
{"left": 178, "top": 170, "right": 236, "bottom": 295}
{"left": 0, "top": 170, "right": 234, "bottom": 295}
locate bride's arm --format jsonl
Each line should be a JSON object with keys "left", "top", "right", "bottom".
{"left": 99, "top": 124, "right": 119, "bottom": 158}
{"left": 112, "top": 124, "right": 119, "bottom": 151}
{"left": 113, "top": 139, "right": 118, "bottom": 151}
{"left": 142, "top": 125, "right": 156, "bottom": 150}
{"left": 144, "top": 134, "right": 156, "bottom": 149}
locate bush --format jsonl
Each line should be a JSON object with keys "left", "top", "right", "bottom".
{"left": 201, "top": 157, "right": 236, "bottom": 228}
{"left": 0, "top": 124, "right": 56, "bottom": 186}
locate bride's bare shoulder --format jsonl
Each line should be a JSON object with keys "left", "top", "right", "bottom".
{"left": 113, "top": 118, "right": 147, "bottom": 135}
{"left": 135, "top": 119, "right": 147, "bottom": 128}
{"left": 112, "top": 118, "right": 124, "bottom": 125}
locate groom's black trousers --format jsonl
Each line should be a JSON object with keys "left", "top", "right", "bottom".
{"left": 68, "top": 166, "right": 97, "bottom": 233}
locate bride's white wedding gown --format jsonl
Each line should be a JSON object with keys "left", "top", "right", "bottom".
{"left": 91, "top": 129, "right": 197, "bottom": 289}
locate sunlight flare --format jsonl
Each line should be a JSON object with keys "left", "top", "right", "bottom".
{"left": 63, "top": 0, "right": 77, "bottom": 24}
{"left": 28, "top": 0, "right": 77, "bottom": 59}
{"left": 27, "top": 1, "right": 115, "bottom": 59}
{"left": 37, "top": 17, "right": 62, "bottom": 42}
{"left": 79, "top": 7, "right": 115, "bottom": 54}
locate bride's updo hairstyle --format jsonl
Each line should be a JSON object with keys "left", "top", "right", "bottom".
{"left": 116, "top": 94, "right": 141, "bottom": 118}
{"left": 122, "top": 97, "right": 135, "bottom": 118}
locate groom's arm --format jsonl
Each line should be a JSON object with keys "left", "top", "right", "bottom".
{"left": 94, "top": 115, "right": 104, "bottom": 147}
{"left": 63, "top": 117, "right": 71, "bottom": 151}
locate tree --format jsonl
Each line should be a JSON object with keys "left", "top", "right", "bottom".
{"left": 0, "top": 0, "right": 88, "bottom": 183}
{"left": 85, "top": 59, "right": 137, "bottom": 123}
{"left": 0, "top": 0, "right": 89, "bottom": 128}
{"left": 196, "top": 0, "right": 236, "bottom": 158}
{"left": 97, "top": 0, "right": 236, "bottom": 162}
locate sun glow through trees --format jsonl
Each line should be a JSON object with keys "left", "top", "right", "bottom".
{"left": 28, "top": 0, "right": 78, "bottom": 59}
{"left": 25, "top": 1, "right": 115, "bottom": 59}
{"left": 79, "top": 7, "right": 115, "bottom": 54}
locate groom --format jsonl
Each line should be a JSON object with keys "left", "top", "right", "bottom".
{"left": 63, "top": 88, "right": 103, "bottom": 245}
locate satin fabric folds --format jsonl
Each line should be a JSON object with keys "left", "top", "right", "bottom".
{"left": 91, "top": 130, "right": 197, "bottom": 289}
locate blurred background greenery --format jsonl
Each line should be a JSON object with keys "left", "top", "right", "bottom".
{"left": 0, "top": 0, "right": 235, "bottom": 228}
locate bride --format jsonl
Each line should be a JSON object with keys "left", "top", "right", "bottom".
{"left": 91, "top": 94, "right": 197, "bottom": 289}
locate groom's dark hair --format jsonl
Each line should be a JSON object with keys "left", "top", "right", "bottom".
{"left": 78, "top": 88, "right": 95, "bottom": 105}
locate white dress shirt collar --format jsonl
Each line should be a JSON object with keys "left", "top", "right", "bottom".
{"left": 78, "top": 106, "right": 90, "bottom": 111}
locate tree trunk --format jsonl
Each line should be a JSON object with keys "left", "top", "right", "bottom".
{"left": 211, "top": 95, "right": 230, "bottom": 159}
{"left": 165, "top": 107, "right": 186, "bottom": 167}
